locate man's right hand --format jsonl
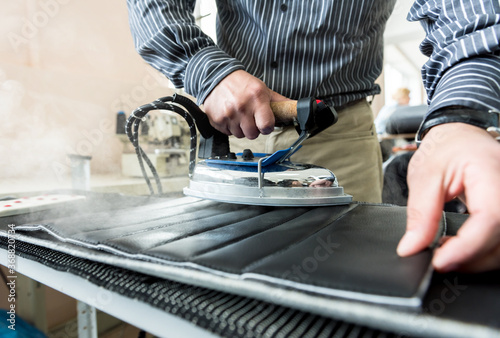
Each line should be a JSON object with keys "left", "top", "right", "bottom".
{"left": 203, "top": 70, "right": 289, "bottom": 139}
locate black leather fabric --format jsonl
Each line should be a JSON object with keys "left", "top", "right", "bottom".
{"left": 249, "top": 204, "right": 431, "bottom": 298}
{"left": 4, "top": 193, "right": 447, "bottom": 305}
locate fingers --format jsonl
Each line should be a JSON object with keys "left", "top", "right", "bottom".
{"left": 254, "top": 91, "right": 290, "bottom": 135}
{"left": 433, "top": 158, "right": 500, "bottom": 272}
{"left": 456, "top": 244, "right": 500, "bottom": 273}
{"left": 433, "top": 213, "right": 500, "bottom": 272}
{"left": 398, "top": 123, "right": 500, "bottom": 273}
{"left": 203, "top": 70, "right": 283, "bottom": 139}
{"left": 253, "top": 105, "right": 275, "bottom": 136}
{"left": 222, "top": 100, "right": 274, "bottom": 139}
{"left": 397, "top": 154, "right": 446, "bottom": 257}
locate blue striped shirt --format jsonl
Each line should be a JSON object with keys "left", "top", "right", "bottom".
{"left": 127, "top": 0, "right": 500, "bottom": 118}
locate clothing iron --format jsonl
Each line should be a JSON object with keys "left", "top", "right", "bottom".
{"left": 126, "top": 95, "right": 352, "bottom": 206}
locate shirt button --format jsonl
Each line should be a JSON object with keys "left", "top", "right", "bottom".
{"left": 280, "top": 4, "right": 288, "bottom": 12}
{"left": 270, "top": 61, "right": 278, "bottom": 68}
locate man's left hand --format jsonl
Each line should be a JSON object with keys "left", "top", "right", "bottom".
{"left": 397, "top": 122, "right": 500, "bottom": 273}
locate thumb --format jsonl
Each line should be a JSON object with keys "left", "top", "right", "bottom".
{"left": 269, "top": 90, "right": 290, "bottom": 102}
{"left": 254, "top": 90, "right": 290, "bottom": 135}
{"left": 397, "top": 161, "right": 446, "bottom": 257}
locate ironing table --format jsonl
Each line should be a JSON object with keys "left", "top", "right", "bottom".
{"left": 1, "top": 191, "right": 499, "bottom": 337}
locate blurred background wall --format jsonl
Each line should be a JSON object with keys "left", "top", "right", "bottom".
{"left": 0, "top": 0, "right": 175, "bottom": 184}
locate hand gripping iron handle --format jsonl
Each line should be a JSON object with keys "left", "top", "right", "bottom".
{"left": 272, "top": 98, "right": 338, "bottom": 138}
{"left": 179, "top": 95, "right": 338, "bottom": 159}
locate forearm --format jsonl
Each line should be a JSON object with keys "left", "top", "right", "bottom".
{"left": 408, "top": 0, "right": 500, "bottom": 137}
{"left": 409, "top": 0, "right": 500, "bottom": 102}
{"left": 126, "top": 0, "right": 244, "bottom": 103}
{"left": 425, "top": 55, "right": 500, "bottom": 113}
{"left": 416, "top": 56, "right": 500, "bottom": 139}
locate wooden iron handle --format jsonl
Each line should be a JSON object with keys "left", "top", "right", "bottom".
{"left": 270, "top": 101, "right": 297, "bottom": 126}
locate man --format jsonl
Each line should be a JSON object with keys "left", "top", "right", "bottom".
{"left": 127, "top": 0, "right": 500, "bottom": 273}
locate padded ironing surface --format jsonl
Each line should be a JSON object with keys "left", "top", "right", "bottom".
{"left": 4, "top": 195, "right": 436, "bottom": 307}
{"left": 3, "top": 192, "right": 497, "bottom": 337}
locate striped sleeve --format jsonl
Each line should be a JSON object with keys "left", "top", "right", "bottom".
{"left": 126, "top": 0, "right": 245, "bottom": 104}
{"left": 408, "top": 0, "right": 500, "bottom": 114}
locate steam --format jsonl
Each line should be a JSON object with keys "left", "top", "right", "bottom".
{"left": 0, "top": 68, "right": 121, "bottom": 188}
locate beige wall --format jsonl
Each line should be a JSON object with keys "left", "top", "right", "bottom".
{"left": 0, "top": 0, "right": 175, "bottom": 183}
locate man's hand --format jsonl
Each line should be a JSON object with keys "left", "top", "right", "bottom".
{"left": 397, "top": 123, "right": 500, "bottom": 273}
{"left": 203, "top": 70, "right": 289, "bottom": 139}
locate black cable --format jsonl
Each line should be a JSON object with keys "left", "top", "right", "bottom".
{"left": 128, "top": 112, "right": 154, "bottom": 195}
{"left": 140, "top": 146, "right": 162, "bottom": 194}
{"left": 156, "top": 97, "right": 198, "bottom": 176}
{"left": 134, "top": 145, "right": 154, "bottom": 195}
{"left": 127, "top": 101, "right": 166, "bottom": 195}
{"left": 125, "top": 96, "right": 200, "bottom": 196}
{"left": 132, "top": 113, "right": 160, "bottom": 194}
{"left": 141, "top": 100, "right": 164, "bottom": 194}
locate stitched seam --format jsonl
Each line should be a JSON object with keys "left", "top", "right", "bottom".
{"left": 135, "top": 210, "right": 266, "bottom": 254}
{"left": 45, "top": 199, "right": 209, "bottom": 239}
{"left": 77, "top": 208, "right": 265, "bottom": 256}
{"left": 241, "top": 204, "right": 358, "bottom": 273}
{"left": 96, "top": 208, "right": 241, "bottom": 242}
{"left": 186, "top": 209, "right": 311, "bottom": 260}
{"left": 136, "top": 209, "right": 311, "bottom": 260}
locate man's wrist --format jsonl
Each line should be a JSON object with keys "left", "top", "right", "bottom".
{"left": 185, "top": 46, "right": 246, "bottom": 105}
{"left": 417, "top": 106, "right": 500, "bottom": 140}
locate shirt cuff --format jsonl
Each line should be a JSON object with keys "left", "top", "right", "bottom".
{"left": 426, "top": 56, "right": 500, "bottom": 114}
{"left": 184, "top": 46, "right": 246, "bottom": 105}
{"left": 417, "top": 56, "right": 500, "bottom": 140}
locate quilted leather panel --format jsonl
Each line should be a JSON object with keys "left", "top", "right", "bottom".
{"left": 7, "top": 194, "right": 448, "bottom": 307}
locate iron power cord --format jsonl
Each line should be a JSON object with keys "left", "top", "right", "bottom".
{"left": 125, "top": 95, "right": 199, "bottom": 196}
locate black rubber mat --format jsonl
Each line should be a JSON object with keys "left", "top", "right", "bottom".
{"left": 0, "top": 237, "right": 398, "bottom": 338}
